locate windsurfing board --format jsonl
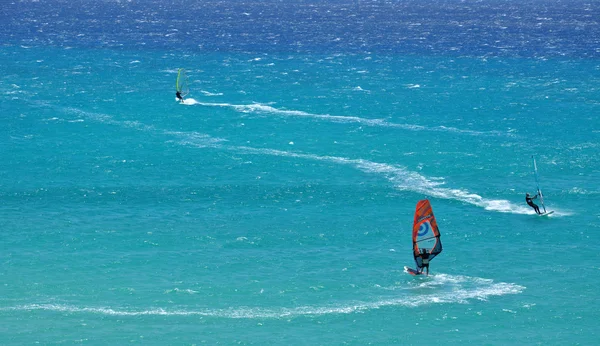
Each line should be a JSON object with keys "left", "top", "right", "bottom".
{"left": 539, "top": 211, "right": 554, "bottom": 216}
{"left": 404, "top": 266, "right": 422, "bottom": 276}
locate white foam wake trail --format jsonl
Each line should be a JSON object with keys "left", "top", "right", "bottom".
{"left": 57, "top": 106, "right": 228, "bottom": 147}
{"left": 54, "top": 105, "right": 531, "bottom": 214}
{"left": 212, "top": 145, "right": 534, "bottom": 214}
{"left": 191, "top": 101, "right": 510, "bottom": 137}
{"left": 180, "top": 98, "right": 198, "bottom": 105}
{"left": 2, "top": 276, "right": 523, "bottom": 319}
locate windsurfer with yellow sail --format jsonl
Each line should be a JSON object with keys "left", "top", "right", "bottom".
{"left": 175, "top": 68, "right": 189, "bottom": 103}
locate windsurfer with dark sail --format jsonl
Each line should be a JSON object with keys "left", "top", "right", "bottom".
{"left": 525, "top": 192, "right": 541, "bottom": 214}
{"left": 529, "top": 156, "right": 553, "bottom": 216}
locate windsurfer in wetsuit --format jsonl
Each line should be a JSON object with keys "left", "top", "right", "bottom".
{"left": 176, "top": 91, "right": 184, "bottom": 103}
{"left": 526, "top": 193, "right": 541, "bottom": 214}
{"left": 417, "top": 248, "right": 430, "bottom": 275}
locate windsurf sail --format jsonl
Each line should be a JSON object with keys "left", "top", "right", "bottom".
{"left": 412, "top": 199, "right": 442, "bottom": 268}
{"left": 176, "top": 68, "right": 190, "bottom": 97}
{"left": 532, "top": 155, "right": 547, "bottom": 213}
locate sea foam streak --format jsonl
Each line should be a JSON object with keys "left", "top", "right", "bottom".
{"left": 3, "top": 275, "right": 523, "bottom": 319}
{"left": 56, "top": 105, "right": 534, "bottom": 214}
{"left": 223, "top": 145, "right": 535, "bottom": 214}
{"left": 188, "top": 101, "right": 511, "bottom": 137}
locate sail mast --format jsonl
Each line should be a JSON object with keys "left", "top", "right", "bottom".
{"left": 532, "top": 155, "right": 547, "bottom": 213}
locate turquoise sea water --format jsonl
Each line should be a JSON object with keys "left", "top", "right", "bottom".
{"left": 2, "top": 1, "right": 600, "bottom": 344}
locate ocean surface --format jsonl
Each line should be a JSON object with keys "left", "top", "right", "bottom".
{"left": 2, "top": 0, "right": 599, "bottom": 344}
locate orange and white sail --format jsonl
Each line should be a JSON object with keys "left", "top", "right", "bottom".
{"left": 412, "top": 199, "right": 443, "bottom": 268}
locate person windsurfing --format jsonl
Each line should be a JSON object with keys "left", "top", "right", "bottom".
{"left": 406, "top": 199, "right": 442, "bottom": 276}
{"left": 526, "top": 193, "right": 541, "bottom": 214}
{"left": 175, "top": 68, "right": 189, "bottom": 103}
{"left": 416, "top": 248, "right": 430, "bottom": 275}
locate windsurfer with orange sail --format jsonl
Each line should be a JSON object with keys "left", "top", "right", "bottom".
{"left": 405, "top": 199, "right": 443, "bottom": 276}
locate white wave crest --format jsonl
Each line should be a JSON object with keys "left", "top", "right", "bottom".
{"left": 3, "top": 274, "right": 523, "bottom": 319}
{"left": 200, "top": 90, "right": 224, "bottom": 96}
{"left": 164, "top": 288, "right": 198, "bottom": 294}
